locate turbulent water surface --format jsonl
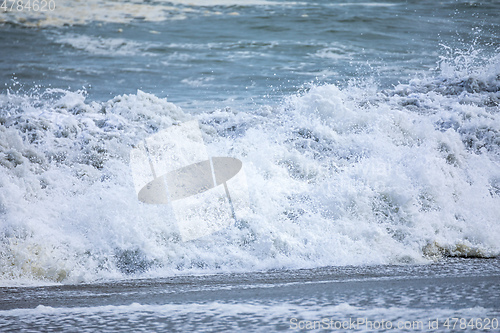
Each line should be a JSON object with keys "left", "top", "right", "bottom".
{"left": 0, "top": 0, "right": 499, "bottom": 331}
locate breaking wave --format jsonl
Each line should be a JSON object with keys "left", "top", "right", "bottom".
{"left": 0, "top": 49, "right": 499, "bottom": 285}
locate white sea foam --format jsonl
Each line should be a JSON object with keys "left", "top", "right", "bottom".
{"left": 164, "top": 0, "right": 279, "bottom": 5}
{"left": 0, "top": 50, "right": 499, "bottom": 285}
{"left": 0, "top": 0, "right": 188, "bottom": 27}
{"left": 54, "top": 34, "right": 158, "bottom": 57}
{"left": 0, "top": 302, "right": 493, "bottom": 332}
{"left": 335, "top": 2, "right": 399, "bottom": 7}
{"left": 312, "top": 44, "right": 354, "bottom": 61}
{"left": 0, "top": 0, "right": 282, "bottom": 27}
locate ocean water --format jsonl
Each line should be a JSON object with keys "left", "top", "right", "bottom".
{"left": 0, "top": 259, "right": 499, "bottom": 332}
{"left": 1, "top": 0, "right": 499, "bottom": 331}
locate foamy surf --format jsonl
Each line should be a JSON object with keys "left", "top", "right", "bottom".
{"left": 0, "top": 0, "right": 281, "bottom": 28}
{"left": 0, "top": 49, "right": 499, "bottom": 285}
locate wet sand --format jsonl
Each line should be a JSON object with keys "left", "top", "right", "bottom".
{"left": 1, "top": 258, "right": 499, "bottom": 332}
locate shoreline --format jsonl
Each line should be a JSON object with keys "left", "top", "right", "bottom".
{"left": 1, "top": 257, "right": 498, "bottom": 311}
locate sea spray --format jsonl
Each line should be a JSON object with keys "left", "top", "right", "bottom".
{"left": 1, "top": 51, "right": 499, "bottom": 285}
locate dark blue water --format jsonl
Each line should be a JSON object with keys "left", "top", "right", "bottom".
{"left": 1, "top": 0, "right": 498, "bottom": 110}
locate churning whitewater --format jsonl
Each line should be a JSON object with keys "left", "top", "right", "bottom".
{"left": 1, "top": 50, "right": 499, "bottom": 285}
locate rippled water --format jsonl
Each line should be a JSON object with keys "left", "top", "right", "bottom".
{"left": 2, "top": 0, "right": 498, "bottom": 109}
{"left": 1, "top": 258, "right": 499, "bottom": 332}
{"left": 0, "top": 1, "right": 499, "bottom": 331}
